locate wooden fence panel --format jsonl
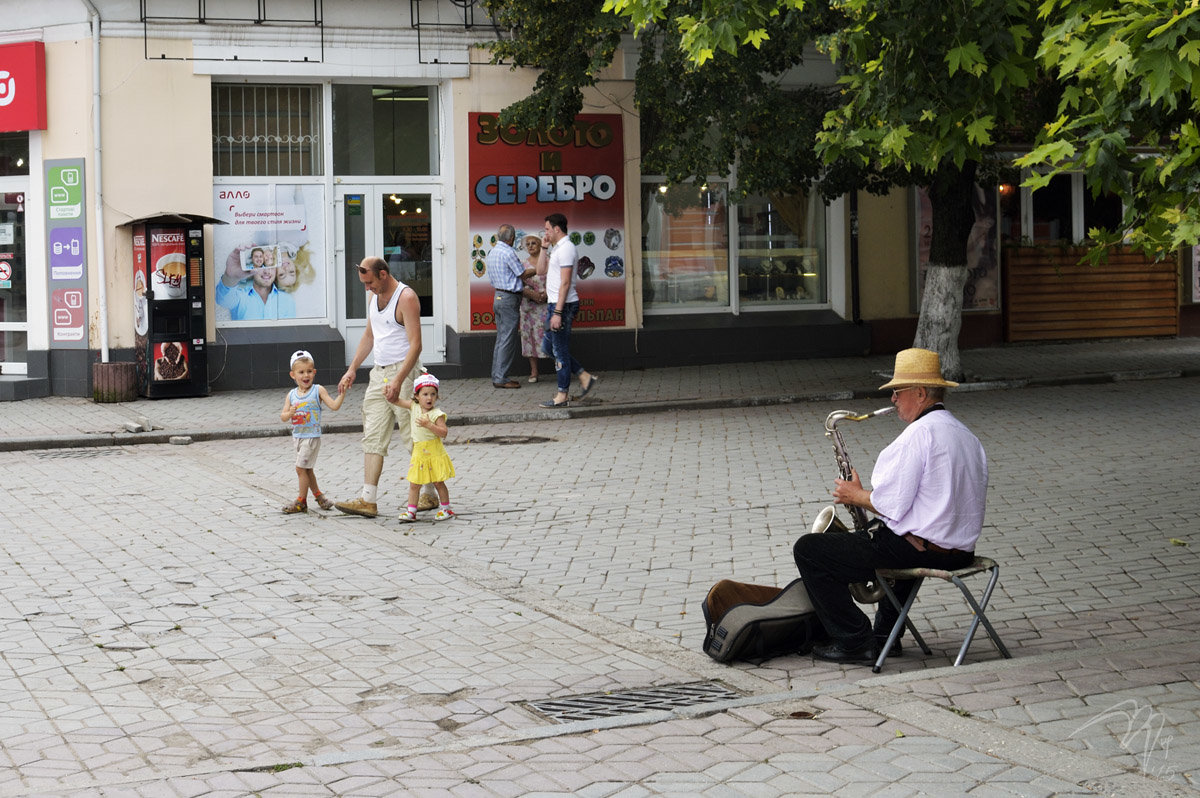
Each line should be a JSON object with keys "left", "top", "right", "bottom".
{"left": 1003, "top": 247, "right": 1178, "bottom": 342}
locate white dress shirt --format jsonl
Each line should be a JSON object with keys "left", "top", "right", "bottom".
{"left": 869, "top": 409, "right": 988, "bottom": 551}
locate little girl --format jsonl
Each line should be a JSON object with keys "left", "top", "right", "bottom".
{"left": 391, "top": 371, "right": 456, "bottom": 522}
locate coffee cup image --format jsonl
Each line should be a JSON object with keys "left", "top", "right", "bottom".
{"left": 154, "top": 253, "right": 188, "bottom": 299}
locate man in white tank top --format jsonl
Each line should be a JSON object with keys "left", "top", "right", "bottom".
{"left": 334, "top": 256, "right": 436, "bottom": 517}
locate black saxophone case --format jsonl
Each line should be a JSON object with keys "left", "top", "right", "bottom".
{"left": 701, "top": 578, "right": 826, "bottom": 663}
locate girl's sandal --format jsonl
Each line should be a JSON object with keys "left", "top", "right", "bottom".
{"left": 313, "top": 492, "right": 335, "bottom": 511}
{"left": 282, "top": 499, "right": 308, "bottom": 514}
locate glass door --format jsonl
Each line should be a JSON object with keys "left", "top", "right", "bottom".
{"left": 335, "top": 185, "right": 442, "bottom": 367}
{"left": 0, "top": 181, "right": 27, "bottom": 375}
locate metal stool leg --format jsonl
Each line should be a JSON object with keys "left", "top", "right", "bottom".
{"left": 951, "top": 564, "right": 1012, "bottom": 666}
{"left": 872, "top": 575, "right": 929, "bottom": 674}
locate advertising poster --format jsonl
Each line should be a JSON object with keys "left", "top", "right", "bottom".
{"left": 468, "top": 112, "right": 626, "bottom": 330}
{"left": 914, "top": 185, "right": 999, "bottom": 311}
{"left": 44, "top": 158, "right": 87, "bottom": 347}
{"left": 1192, "top": 245, "right": 1200, "bottom": 304}
{"left": 148, "top": 228, "right": 187, "bottom": 300}
{"left": 212, "top": 183, "right": 326, "bottom": 322}
{"left": 152, "top": 340, "right": 190, "bottom": 382}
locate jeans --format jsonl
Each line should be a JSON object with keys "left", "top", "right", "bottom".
{"left": 490, "top": 290, "right": 522, "bottom": 384}
{"left": 541, "top": 300, "right": 584, "bottom": 393}
{"left": 793, "top": 525, "right": 974, "bottom": 645}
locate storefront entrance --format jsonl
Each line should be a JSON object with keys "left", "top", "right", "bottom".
{"left": 335, "top": 185, "right": 444, "bottom": 366}
{"left": 0, "top": 179, "right": 27, "bottom": 375}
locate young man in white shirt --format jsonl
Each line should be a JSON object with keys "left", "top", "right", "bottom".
{"left": 535, "top": 212, "right": 598, "bottom": 408}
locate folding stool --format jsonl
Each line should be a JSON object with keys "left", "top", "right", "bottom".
{"left": 871, "top": 555, "right": 1012, "bottom": 674}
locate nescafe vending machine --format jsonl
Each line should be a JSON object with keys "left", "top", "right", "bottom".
{"left": 131, "top": 219, "right": 210, "bottom": 397}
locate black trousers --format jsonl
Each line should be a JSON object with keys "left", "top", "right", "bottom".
{"left": 793, "top": 526, "right": 973, "bottom": 645}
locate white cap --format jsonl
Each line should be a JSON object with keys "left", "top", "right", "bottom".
{"left": 289, "top": 349, "right": 314, "bottom": 368}
{"left": 413, "top": 371, "right": 440, "bottom": 392}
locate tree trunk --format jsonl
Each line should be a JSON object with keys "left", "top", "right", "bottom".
{"left": 914, "top": 266, "right": 969, "bottom": 380}
{"left": 912, "top": 162, "right": 977, "bottom": 382}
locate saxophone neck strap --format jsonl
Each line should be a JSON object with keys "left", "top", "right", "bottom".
{"left": 915, "top": 403, "right": 946, "bottom": 422}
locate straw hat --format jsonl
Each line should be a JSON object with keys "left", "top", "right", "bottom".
{"left": 878, "top": 348, "right": 959, "bottom": 390}
{"left": 523, "top": 235, "right": 542, "bottom": 252}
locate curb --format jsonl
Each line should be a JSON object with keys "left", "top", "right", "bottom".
{"left": 1, "top": 368, "right": 1195, "bottom": 453}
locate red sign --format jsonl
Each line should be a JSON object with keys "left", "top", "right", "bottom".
{"left": 51, "top": 287, "right": 85, "bottom": 342}
{"left": 0, "top": 42, "right": 47, "bottom": 133}
{"left": 467, "top": 112, "right": 626, "bottom": 330}
{"left": 149, "top": 229, "right": 187, "bottom": 300}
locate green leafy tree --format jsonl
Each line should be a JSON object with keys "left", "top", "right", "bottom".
{"left": 488, "top": 0, "right": 1048, "bottom": 378}
{"left": 811, "top": 0, "right": 1042, "bottom": 378}
{"left": 483, "top": 0, "right": 627, "bottom": 132}
{"left": 605, "top": 0, "right": 1045, "bottom": 379}
{"left": 1019, "top": 0, "right": 1200, "bottom": 260}
{"left": 484, "top": 0, "right": 872, "bottom": 200}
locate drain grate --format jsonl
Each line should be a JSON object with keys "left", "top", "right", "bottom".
{"left": 527, "top": 681, "right": 742, "bottom": 723}
{"left": 32, "top": 447, "right": 125, "bottom": 459}
{"left": 468, "top": 435, "right": 554, "bottom": 445}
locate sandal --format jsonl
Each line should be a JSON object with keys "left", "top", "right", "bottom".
{"left": 282, "top": 499, "right": 308, "bottom": 514}
{"left": 313, "top": 492, "right": 334, "bottom": 511}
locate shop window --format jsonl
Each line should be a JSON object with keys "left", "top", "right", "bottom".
{"left": 998, "top": 181, "right": 1021, "bottom": 241}
{"left": 0, "top": 133, "right": 28, "bottom": 176}
{"left": 641, "top": 181, "right": 730, "bottom": 308}
{"left": 641, "top": 181, "right": 829, "bottom": 312}
{"left": 1030, "top": 173, "right": 1073, "bottom": 241}
{"left": 212, "top": 85, "right": 322, "bottom": 177}
{"left": 1003, "top": 170, "right": 1125, "bottom": 244}
{"left": 737, "top": 192, "right": 826, "bottom": 305}
{"left": 1082, "top": 187, "right": 1122, "bottom": 235}
{"left": 332, "top": 85, "right": 439, "bottom": 176}
{"left": 0, "top": 193, "right": 27, "bottom": 368}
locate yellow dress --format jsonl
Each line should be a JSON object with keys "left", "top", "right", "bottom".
{"left": 406, "top": 405, "right": 456, "bottom": 485}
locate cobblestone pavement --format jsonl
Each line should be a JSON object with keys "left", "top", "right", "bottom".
{"left": 0, "top": 339, "right": 1197, "bottom": 795}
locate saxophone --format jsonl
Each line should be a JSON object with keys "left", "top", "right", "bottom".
{"left": 808, "top": 406, "right": 896, "bottom": 604}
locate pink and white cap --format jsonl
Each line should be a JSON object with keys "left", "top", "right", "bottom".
{"left": 413, "top": 371, "right": 440, "bottom": 393}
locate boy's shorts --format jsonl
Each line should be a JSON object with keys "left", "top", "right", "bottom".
{"left": 294, "top": 436, "right": 321, "bottom": 468}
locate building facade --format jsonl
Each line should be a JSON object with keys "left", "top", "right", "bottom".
{"left": 1, "top": 1, "right": 1194, "bottom": 399}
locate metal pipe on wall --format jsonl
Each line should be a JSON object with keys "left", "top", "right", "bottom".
{"left": 79, "top": 0, "right": 109, "bottom": 362}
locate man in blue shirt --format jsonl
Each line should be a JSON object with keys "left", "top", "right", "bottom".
{"left": 217, "top": 246, "right": 296, "bottom": 320}
{"left": 484, "top": 223, "right": 533, "bottom": 388}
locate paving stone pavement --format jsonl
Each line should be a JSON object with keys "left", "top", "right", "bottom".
{"left": 0, "top": 338, "right": 1197, "bottom": 795}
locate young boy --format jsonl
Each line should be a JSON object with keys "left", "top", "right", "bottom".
{"left": 280, "top": 350, "right": 347, "bottom": 513}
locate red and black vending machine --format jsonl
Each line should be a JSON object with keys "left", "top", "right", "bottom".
{"left": 127, "top": 213, "right": 222, "bottom": 398}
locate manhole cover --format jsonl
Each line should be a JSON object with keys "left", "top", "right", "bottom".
{"left": 526, "top": 681, "right": 742, "bottom": 723}
{"left": 468, "top": 435, "right": 554, "bottom": 445}
{"left": 32, "top": 448, "right": 124, "bottom": 459}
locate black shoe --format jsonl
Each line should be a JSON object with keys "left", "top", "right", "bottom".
{"left": 812, "top": 638, "right": 877, "bottom": 664}
{"left": 875, "top": 636, "right": 904, "bottom": 658}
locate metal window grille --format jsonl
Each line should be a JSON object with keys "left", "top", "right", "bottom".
{"left": 212, "top": 85, "right": 322, "bottom": 177}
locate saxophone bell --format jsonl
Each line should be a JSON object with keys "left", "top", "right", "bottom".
{"left": 809, "top": 505, "right": 849, "bottom": 536}
{"left": 809, "top": 506, "right": 887, "bottom": 604}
